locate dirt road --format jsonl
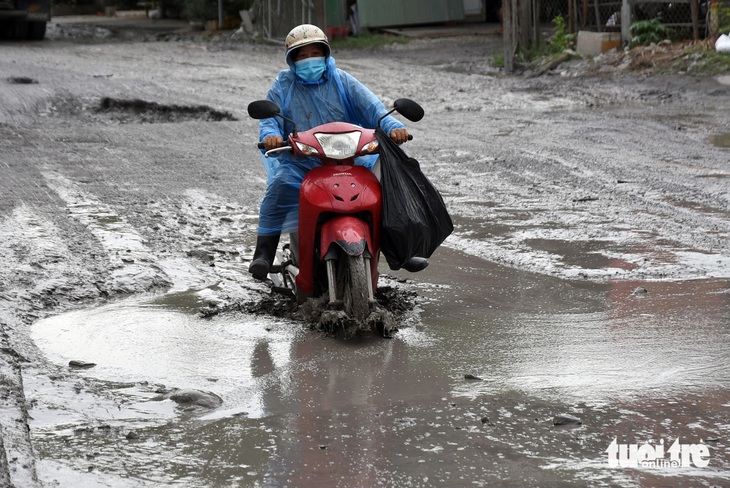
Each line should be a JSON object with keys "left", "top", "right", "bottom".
{"left": 1, "top": 21, "right": 729, "bottom": 487}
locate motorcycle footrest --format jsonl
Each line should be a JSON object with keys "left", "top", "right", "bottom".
{"left": 270, "top": 286, "right": 295, "bottom": 299}
{"left": 269, "top": 260, "right": 292, "bottom": 274}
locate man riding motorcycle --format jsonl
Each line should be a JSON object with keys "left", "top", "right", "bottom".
{"left": 249, "top": 23, "right": 428, "bottom": 281}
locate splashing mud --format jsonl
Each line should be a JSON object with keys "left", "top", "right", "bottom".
{"left": 208, "top": 283, "right": 417, "bottom": 339}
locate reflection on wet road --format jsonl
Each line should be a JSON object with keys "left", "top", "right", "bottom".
{"left": 30, "top": 248, "right": 730, "bottom": 486}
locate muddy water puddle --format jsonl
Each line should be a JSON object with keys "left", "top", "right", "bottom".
{"left": 29, "top": 248, "right": 730, "bottom": 486}
{"left": 710, "top": 132, "right": 730, "bottom": 148}
{"left": 523, "top": 238, "right": 638, "bottom": 271}
{"left": 31, "top": 291, "right": 298, "bottom": 420}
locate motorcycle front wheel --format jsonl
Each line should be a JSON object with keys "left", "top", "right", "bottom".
{"left": 332, "top": 253, "right": 370, "bottom": 323}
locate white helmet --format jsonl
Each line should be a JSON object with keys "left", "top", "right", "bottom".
{"left": 285, "top": 24, "right": 330, "bottom": 65}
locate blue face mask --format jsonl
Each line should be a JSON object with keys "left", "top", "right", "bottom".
{"left": 295, "top": 57, "right": 326, "bottom": 83}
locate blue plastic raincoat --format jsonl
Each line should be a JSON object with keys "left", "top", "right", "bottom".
{"left": 257, "top": 55, "right": 405, "bottom": 236}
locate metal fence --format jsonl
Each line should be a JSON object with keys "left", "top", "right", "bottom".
{"left": 503, "top": 0, "right": 712, "bottom": 70}
{"left": 251, "top": 0, "right": 317, "bottom": 41}
{"left": 532, "top": 0, "right": 704, "bottom": 39}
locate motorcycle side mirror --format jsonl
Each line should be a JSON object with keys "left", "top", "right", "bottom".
{"left": 247, "top": 100, "right": 280, "bottom": 120}
{"left": 393, "top": 98, "right": 424, "bottom": 122}
{"left": 248, "top": 100, "right": 299, "bottom": 137}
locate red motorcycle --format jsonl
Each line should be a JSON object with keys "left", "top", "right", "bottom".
{"left": 247, "top": 98, "right": 424, "bottom": 334}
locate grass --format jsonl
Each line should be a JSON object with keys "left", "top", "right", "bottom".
{"left": 670, "top": 46, "right": 730, "bottom": 75}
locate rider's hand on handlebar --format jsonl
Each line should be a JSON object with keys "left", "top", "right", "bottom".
{"left": 264, "top": 135, "right": 284, "bottom": 151}
{"left": 390, "top": 128, "right": 409, "bottom": 144}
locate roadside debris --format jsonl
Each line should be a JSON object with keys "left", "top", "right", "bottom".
{"left": 553, "top": 413, "right": 583, "bottom": 426}
{"left": 68, "top": 360, "right": 96, "bottom": 369}
{"left": 716, "top": 34, "right": 730, "bottom": 53}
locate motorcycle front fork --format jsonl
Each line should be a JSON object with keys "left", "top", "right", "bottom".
{"left": 285, "top": 233, "right": 375, "bottom": 306}
{"left": 325, "top": 256, "right": 374, "bottom": 305}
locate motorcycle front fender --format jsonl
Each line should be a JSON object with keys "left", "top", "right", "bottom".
{"left": 319, "top": 216, "right": 372, "bottom": 259}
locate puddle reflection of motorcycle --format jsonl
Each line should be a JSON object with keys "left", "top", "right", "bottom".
{"left": 247, "top": 98, "right": 425, "bottom": 337}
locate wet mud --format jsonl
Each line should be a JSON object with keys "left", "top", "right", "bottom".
{"left": 0, "top": 19, "right": 729, "bottom": 487}
{"left": 226, "top": 283, "right": 417, "bottom": 339}
{"left": 24, "top": 249, "right": 730, "bottom": 487}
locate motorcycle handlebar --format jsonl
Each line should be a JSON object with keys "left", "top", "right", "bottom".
{"left": 257, "top": 141, "right": 292, "bottom": 150}
{"left": 257, "top": 134, "right": 413, "bottom": 150}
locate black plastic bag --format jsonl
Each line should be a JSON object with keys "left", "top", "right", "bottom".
{"left": 376, "top": 127, "right": 453, "bottom": 270}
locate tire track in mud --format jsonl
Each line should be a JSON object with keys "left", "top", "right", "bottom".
{"left": 0, "top": 206, "right": 92, "bottom": 488}
{"left": 42, "top": 171, "right": 171, "bottom": 294}
{"left": 41, "top": 172, "right": 266, "bottom": 300}
{"left": 0, "top": 309, "right": 41, "bottom": 488}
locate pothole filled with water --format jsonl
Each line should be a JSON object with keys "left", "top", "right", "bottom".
{"left": 43, "top": 95, "right": 237, "bottom": 123}
{"left": 710, "top": 132, "right": 730, "bottom": 148}
{"left": 97, "top": 97, "right": 238, "bottom": 123}
{"left": 7, "top": 76, "right": 38, "bottom": 84}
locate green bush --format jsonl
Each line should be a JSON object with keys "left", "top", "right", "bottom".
{"left": 549, "top": 15, "right": 576, "bottom": 54}
{"left": 514, "top": 14, "right": 575, "bottom": 66}
{"left": 719, "top": 4, "right": 730, "bottom": 34}
{"left": 630, "top": 18, "right": 671, "bottom": 47}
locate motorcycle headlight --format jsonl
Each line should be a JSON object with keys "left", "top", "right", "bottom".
{"left": 314, "top": 131, "right": 361, "bottom": 159}
{"left": 295, "top": 142, "right": 320, "bottom": 156}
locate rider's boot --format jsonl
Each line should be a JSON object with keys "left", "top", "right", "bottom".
{"left": 402, "top": 257, "right": 429, "bottom": 272}
{"left": 249, "top": 234, "right": 280, "bottom": 281}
